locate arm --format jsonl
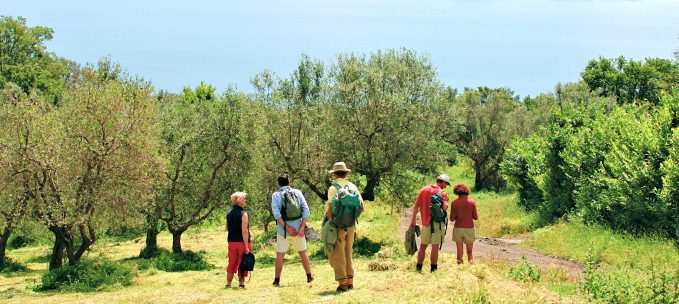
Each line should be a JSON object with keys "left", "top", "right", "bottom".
{"left": 299, "top": 191, "right": 310, "bottom": 233}
{"left": 272, "top": 192, "right": 296, "bottom": 235}
{"left": 326, "top": 186, "right": 336, "bottom": 221}
{"left": 449, "top": 200, "right": 456, "bottom": 222}
{"left": 241, "top": 212, "right": 249, "bottom": 253}
{"left": 411, "top": 192, "right": 421, "bottom": 226}
{"left": 442, "top": 192, "right": 450, "bottom": 214}
{"left": 472, "top": 201, "right": 479, "bottom": 220}
{"left": 271, "top": 192, "right": 283, "bottom": 225}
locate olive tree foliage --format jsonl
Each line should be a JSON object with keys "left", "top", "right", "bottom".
{"left": 0, "top": 84, "right": 40, "bottom": 269}
{"left": 330, "top": 49, "right": 446, "bottom": 201}
{"left": 155, "top": 85, "right": 254, "bottom": 253}
{"left": 447, "top": 87, "right": 528, "bottom": 190}
{"left": 15, "top": 62, "right": 159, "bottom": 270}
{"left": 581, "top": 56, "right": 679, "bottom": 105}
{"left": 0, "top": 16, "right": 70, "bottom": 103}
{"left": 251, "top": 55, "right": 333, "bottom": 202}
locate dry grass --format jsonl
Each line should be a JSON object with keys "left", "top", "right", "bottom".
{"left": 0, "top": 203, "right": 585, "bottom": 304}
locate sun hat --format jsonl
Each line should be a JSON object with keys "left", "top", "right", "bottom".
{"left": 328, "top": 162, "right": 352, "bottom": 173}
{"left": 436, "top": 174, "right": 451, "bottom": 185}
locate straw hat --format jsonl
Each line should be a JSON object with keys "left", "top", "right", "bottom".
{"left": 328, "top": 162, "right": 352, "bottom": 173}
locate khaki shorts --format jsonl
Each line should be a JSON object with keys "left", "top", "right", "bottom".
{"left": 276, "top": 233, "right": 307, "bottom": 253}
{"left": 421, "top": 223, "right": 444, "bottom": 245}
{"left": 452, "top": 227, "right": 476, "bottom": 244}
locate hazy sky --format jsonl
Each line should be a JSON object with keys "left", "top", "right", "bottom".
{"left": 4, "top": 0, "right": 678, "bottom": 97}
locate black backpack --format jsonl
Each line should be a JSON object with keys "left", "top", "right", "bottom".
{"left": 240, "top": 252, "right": 255, "bottom": 272}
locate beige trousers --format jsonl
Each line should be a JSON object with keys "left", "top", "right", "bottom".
{"left": 328, "top": 226, "right": 355, "bottom": 281}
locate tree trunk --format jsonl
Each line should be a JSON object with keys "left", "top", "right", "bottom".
{"left": 48, "top": 227, "right": 65, "bottom": 270}
{"left": 146, "top": 228, "right": 159, "bottom": 249}
{"left": 171, "top": 231, "right": 183, "bottom": 253}
{"left": 0, "top": 228, "right": 11, "bottom": 270}
{"left": 144, "top": 211, "right": 160, "bottom": 249}
{"left": 362, "top": 175, "right": 380, "bottom": 202}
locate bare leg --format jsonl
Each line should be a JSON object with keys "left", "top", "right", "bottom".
{"left": 416, "top": 244, "right": 428, "bottom": 265}
{"left": 227, "top": 272, "right": 235, "bottom": 286}
{"left": 455, "top": 242, "right": 464, "bottom": 264}
{"left": 275, "top": 252, "right": 285, "bottom": 279}
{"left": 298, "top": 250, "right": 312, "bottom": 274}
{"left": 431, "top": 245, "right": 440, "bottom": 265}
{"left": 466, "top": 242, "right": 474, "bottom": 264}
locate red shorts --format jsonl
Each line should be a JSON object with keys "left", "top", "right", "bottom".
{"left": 227, "top": 242, "right": 253, "bottom": 276}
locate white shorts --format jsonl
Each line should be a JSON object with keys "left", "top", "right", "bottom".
{"left": 276, "top": 233, "right": 307, "bottom": 253}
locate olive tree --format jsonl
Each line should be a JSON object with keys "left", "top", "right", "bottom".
{"left": 27, "top": 63, "right": 159, "bottom": 269}
{"left": 0, "top": 84, "right": 38, "bottom": 269}
{"left": 251, "top": 56, "right": 333, "bottom": 201}
{"left": 330, "top": 49, "right": 445, "bottom": 201}
{"left": 156, "top": 86, "right": 254, "bottom": 253}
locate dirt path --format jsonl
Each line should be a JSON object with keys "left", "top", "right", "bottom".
{"left": 399, "top": 208, "right": 584, "bottom": 278}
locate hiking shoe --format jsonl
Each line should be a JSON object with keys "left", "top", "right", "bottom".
{"left": 306, "top": 273, "right": 314, "bottom": 283}
{"left": 272, "top": 278, "right": 280, "bottom": 286}
{"left": 336, "top": 285, "right": 349, "bottom": 293}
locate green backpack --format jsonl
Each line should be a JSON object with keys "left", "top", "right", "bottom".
{"left": 331, "top": 183, "right": 362, "bottom": 228}
{"left": 281, "top": 188, "right": 302, "bottom": 221}
{"left": 430, "top": 190, "right": 447, "bottom": 226}
{"left": 430, "top": 189, "right": 448, "bottom": 249}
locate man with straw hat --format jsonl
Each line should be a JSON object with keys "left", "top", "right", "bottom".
{"left": 326, "top": 162, "right": 364, "bottom": 292}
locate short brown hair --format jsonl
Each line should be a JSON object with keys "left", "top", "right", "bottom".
{"left": 453, "top": 183, "right": 471, "bottom": 196}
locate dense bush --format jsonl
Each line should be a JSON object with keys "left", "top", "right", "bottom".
{"left": 137, "top": 248, "right": 213, "bottom": 272}
{"left": 582, "top": 259, "right": 678, "bottom": 303}
{"left": 501, "top": 90, "right": 678, "bottom": 236}
{"left": 352, "top": 236, "right": 383, "bottom": 257}
{"left": 507, "top": 257, "right": 541, "bottom": 283}
{"left": 0, "top": 257, "right": 28, "bottom": 274}
{"left": 34, "top": 259, "right": 133, "bottom": 292}
{"left": 502, "top": 135, "right": 547, "bottom": 212}
{"left": 8, "top": 235, "right": 34, "bottom": 249}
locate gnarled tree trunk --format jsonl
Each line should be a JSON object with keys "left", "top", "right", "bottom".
{"left": 0, "top": 228, "right": 11, "bottom": 270}
{"left": 171, "top": 230, "right": 185, "bottom": 253}
{"left": 48, "top": 226, "right": 65, "bottom": 270}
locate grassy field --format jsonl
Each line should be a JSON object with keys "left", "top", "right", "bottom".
{"left": 1, "top": 161, "right": 677, "bottom": 303}
{"left": 1, "top": 201, "right": 585, "bottom": 304}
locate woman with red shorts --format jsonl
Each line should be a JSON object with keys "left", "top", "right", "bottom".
{"left": 226, "top": 191, "right": 252, "bottom": 288}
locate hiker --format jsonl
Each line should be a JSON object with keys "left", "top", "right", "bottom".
{"left": 410, "top": 174, "right": 450, "bottom": 272}
{"left": 225, "top": 191, "right": 251, "bottom": 288}
{"left": 326, "top": 162, "right": 364, "bottom": 292}
{"left": 271, "top": 173, "right": 314, "bottom": 286}
{"left": 450, "top": 182, "right": 478, "bottom": 264}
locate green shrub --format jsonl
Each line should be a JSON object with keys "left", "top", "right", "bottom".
{"left": 139, "top": 246, "right": 168, "bottom": 259}
{"left": 508, "top": 257, "right": 541, "bottom": 283}
{"left": 353, "top": 236, "right": 383, "bottom": 257}
{"left": 501, "top": 135, "right": 547, "bottom": 212}
{"left": 135, "top": 247, "right": 213, "bottom": 272}
{"left": 309, "top": 246, "right": 327, "bottom": 260}
{"left": 34, "top": 259, "right": 133, "bottom": 292}
{"left": 151, "top": 250, "right": 213, "bottom": 272}
{"left": 1, "top": 257, "right": 29, "bottom": 275}
{"left": 8, "top": 235, "right": 35, "bottom": 249}
{"left": 581, "top": 259, "right": 678, "bottom": 303}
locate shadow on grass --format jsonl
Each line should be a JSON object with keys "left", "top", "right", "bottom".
{"left": 26, "top": 254, "right": 51, "bottom": 264}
